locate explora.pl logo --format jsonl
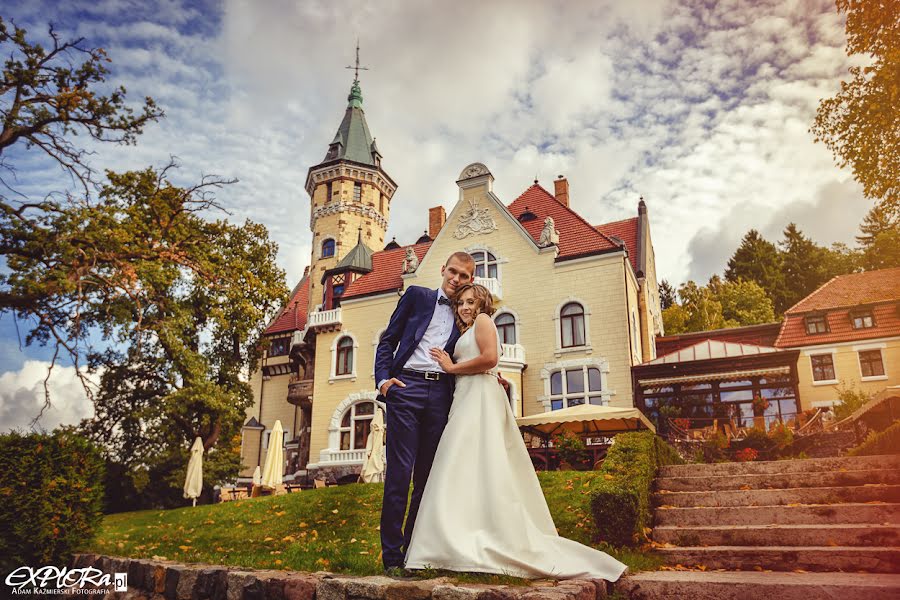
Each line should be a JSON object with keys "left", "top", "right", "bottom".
{"left": 4, "top": 566, "right": 127, "bottom": 595}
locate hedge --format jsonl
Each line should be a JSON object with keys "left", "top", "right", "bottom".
{"left": 849, "top": 420, "right": 900, "bottom": 456}
{"left": 590, "top": 431, "right": 684, "bottom": 547}
{"left": 0, "top": 430, "right": 105, "bottom": 571}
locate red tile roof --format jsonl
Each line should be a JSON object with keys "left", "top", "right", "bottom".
{"left": 264, "top": 276, "right": 310, "bottom": 335}
{"left": 775, "top": 268, "right": 900, "bottom": 348}
{"left": 596, "top": 217, "right": 639, "bottom": 273}
{"left": 785, "top": 267, "right": 900, "bottom": 313}
{"left": 507, "top": 184, "right": 621, "bottom": 260}
{"left": 342, "top": 241, "right": 433, "bottom": 299}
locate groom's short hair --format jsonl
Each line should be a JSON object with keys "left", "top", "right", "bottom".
{"left": 445, "top": 251, "right": 475, "bottom": 270}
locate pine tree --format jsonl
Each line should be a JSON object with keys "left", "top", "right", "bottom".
{"left": 659, "top": 279, "right": 677, "bottom": 310}
{"left": 779, "top": 223, "right": 830, "bottom": 311}
{"left": 725, "top": 229, "right": 785, "bottom": 311}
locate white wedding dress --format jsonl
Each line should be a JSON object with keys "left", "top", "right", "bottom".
{"left": 404, "top": 320, "right": 627, "bottom": 580}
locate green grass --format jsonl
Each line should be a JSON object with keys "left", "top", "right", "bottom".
{"left": 84, "top": 473, "right": 659, "bottom": 581}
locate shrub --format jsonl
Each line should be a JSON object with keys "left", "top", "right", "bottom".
{"left": 835, "top": 384, "right": 871, "bottom": 420}
{"left": 849, "top": 420, "right": 900, "bottom": 456}
{"left": 552, "top": 430, "right": 587, "bottom": 468}
{"left": 590, "top": 432, "right": 684, "bottom": 547}
{"left": 700, "top": 430, "right": 730, "bottom": 462}
{"left": 0, "top": 429, "right": 105, "bottom": 571}
{"left": 734, "top": 447, "right": 758, "bottom": 462}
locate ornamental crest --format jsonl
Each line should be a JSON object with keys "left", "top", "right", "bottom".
{"left": 453, "top": 197, "right": 497, "bottom": 239}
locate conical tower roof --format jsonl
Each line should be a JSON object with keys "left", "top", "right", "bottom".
{"left": 324, "top": 79, "right": 378, "bottom": 166}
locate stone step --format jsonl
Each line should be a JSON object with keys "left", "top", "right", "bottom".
{"left": 614, "top": 571, "right": 900, "bottom": 600}
{"left": 654, "top": 502, "right": 900, "bottom": 527}
{"left": 659, "top": 454, "right": 900, "bottom": 478}
{"left": 653, "top": 545, "right": 900, "bottom": 574}
{"left": 654, "top": 484, "right": 900, "bottom": 508}
{"left": 653, "top": 523, "right": 900, "bottom": 547}
{"left": 656, "top": 468, "right": 900, "bottom": 492}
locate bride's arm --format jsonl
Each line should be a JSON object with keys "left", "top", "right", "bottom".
{"left": 432, "top": 313, "right": 498, "bottom": 375}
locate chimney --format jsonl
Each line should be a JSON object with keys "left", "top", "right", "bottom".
{"left": 428, "top": 206, "right": 446, "bottom": 239}
{"left": 554, "top": 175, "right": 569, "bottom": 207}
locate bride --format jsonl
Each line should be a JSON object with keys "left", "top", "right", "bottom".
{"left": 403, "top": 283, "right": 627, "bottom": 581}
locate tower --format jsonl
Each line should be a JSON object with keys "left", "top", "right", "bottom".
{"left": 304, "top": 65, "right": 396, "bottom": 313}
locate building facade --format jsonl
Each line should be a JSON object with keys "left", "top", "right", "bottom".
{"left": 240, "top": 78, "right": 662, "bottom": 482}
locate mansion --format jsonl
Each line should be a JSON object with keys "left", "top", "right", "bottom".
{"left": 239, "top": 76, "right": 663, "bottom": 482}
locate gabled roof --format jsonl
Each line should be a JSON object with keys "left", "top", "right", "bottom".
{"left": 332, "top": 233, "right": 374, "bottom": 273}
{"left": 775, "top": 268, "right": 900, "bottom": 348}
{"left": 342, "top": 242, "right": 433, "bottom": 299}
{"left": 596, "top": 217, "right": 639, "bottom": 273}
{"left": 785, "top": 267, "right": 900, "bottom": 314}
{"left": 264, "top": 276, "right": 310, "bottom": 335}
{"left": 507, "top": 183, "right": 621, "bottom": 260}
{"left": 323, "top": 79, "right": 378, "bottom": 166}
{"left": 649, "top": 339, "right": 779, "bottom": 364}
{"left": 655, "top": 322, "right": 783, "bottom": 357}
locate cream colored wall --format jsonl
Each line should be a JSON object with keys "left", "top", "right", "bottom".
{"left": 796, "top": 338, "right": 900, "bottom": 409}
{"left": 240, "top": 428, "right": 262, "bottom": 477}
{"left": 241, "top": 354, "right": 299, "bottom": 473}
{"left": 308, "top": 293, "right": 398, "bottom": 461}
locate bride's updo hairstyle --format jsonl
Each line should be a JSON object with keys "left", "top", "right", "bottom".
{"left": 452, "top": 283, "right": 495, "bottom": 331}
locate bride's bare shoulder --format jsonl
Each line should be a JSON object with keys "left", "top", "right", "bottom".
{"left": 474, "top": 312, "right": 496, "bottom": 330}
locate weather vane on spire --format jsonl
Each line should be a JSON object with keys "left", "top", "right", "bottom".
{"left": 346, "top": 39, "right": 369, "bottom": 82}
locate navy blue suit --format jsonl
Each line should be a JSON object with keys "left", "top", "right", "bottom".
{"left": 375, "top": 286, "right": 460, "bottom": 568}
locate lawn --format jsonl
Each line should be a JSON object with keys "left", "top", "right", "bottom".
{"left": 85, "top": 471, "right": 660, "bottom": 582}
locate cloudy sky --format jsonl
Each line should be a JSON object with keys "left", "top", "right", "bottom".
{"left": 1, "top": 0, "right": 872, "bottom": 429}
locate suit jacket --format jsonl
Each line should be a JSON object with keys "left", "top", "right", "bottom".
{"left": 374, "top": 286, "right": 461, "bottom": 389}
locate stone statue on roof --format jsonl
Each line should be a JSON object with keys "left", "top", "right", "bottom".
{"left": 538, "top": 216, "right": 559, "bottom": 247}
{"left": 402, "top": 247, "right": 419, "bottom": 274}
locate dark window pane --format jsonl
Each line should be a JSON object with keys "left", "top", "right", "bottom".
{"left": 644, "top": 386, "right": 675, "bottom": 395}
{"left": 355, "top": 402, "right": 374, "bottom": 416}
{"left": 340, "top": 431, "right": 350, "bottom": 451}
{"left": 471, "top": 251, "right": 485, "bottom": 261}
{"left": 681, "top": 383, "right": 712, "bottom": 391}
{"left": 550, "top": 372, "right": 562, "bottom": 395}
{"left": 488, "top": 264, "right": 498, "bottom": 278}
{"left": 353, "top": 418, "right": 371, "bottom": 449}
{"left": 778, "top": 398, "right": 797, "bottom": 418}
{"left": 589, "top": 397, "right": 605, "bottom": 406}
{"left": 486, "top": 252, "right": 496, "bottom": 261}
{"left": 561, "top": 303, "right": 583, "bottom": 316}
{"left": 551, "top": 399, "right": 564, "bottom": 410}
{"left": 860, "top": 350, "right": 885, "bottom": 377}
{"left": 341, "top": 411, "right": 350, "bottom": 427}
{"left": 811, "top": 354, "right": 836, "bottom": 381}
{"left": 588, "top": 368, "right": 603, "bottom": 391}
{"left": 566, "top": 369, "right": 585, "bottom": 393}
{"left": 567, "top": 397, "right": 585, "bottom": 407}
{"left": 475, "top": 264, "right": 485, "bottom": 278}
{"left": 322, "top": 239, "right": 335, "bottom": 258}
{"left": 721, "top": 389, "right": 754, "bottom": 402}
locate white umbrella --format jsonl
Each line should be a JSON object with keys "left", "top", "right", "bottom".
{"left": 252, "top": 465, "right": 262, "bottom": 486}
{"left": 360, "top": 408, "right": 386, "bottom": 483}
{"left": 260, "top": 420, "right": 284, "bottom": 489}
{"left": 183, "top": 437, "right": 204, "bottom": 507}
{"left": 516, "top": 404, "right": 657, "bottom": 437}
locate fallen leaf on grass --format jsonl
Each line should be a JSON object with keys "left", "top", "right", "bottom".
{"left": 178, "top": 545, "right": 191, "bottom": 552}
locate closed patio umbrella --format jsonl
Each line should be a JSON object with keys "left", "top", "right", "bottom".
{"left": 252, "top": 465, "right": 262, "bottom": 486}
{"left": 260, "top": 420, "right": 284, "bottom": 489}
{"left": 183, "top": 437, "right": 204, "bottom": 506}
{"left": 360, "top": 407, "right": 386, "bottom": 483}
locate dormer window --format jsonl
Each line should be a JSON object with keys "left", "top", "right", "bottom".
{"left": 850, "top": 309, "right": 875, "bottom": 329}
{"left": 804, "top": 314, "right": 828, "bottom": 335}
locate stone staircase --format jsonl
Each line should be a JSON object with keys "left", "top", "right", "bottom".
{"left": 615, "top": 454, "right": 900, "bottom": 599}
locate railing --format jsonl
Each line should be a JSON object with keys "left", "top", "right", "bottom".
{"left": 308, "top": 307, "right": 342, "bottom": 328}
{"left": 475, "top": 276, "right": 502, "bottom": 299}
{"left": 318, "top": 448, "right": 367, "bottom": 464}
{"left": 500, "top": 343, "right": 526, "bottom": 364}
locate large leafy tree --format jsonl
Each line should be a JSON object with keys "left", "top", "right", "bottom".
{"left": 4, "top": 165, "right": 288, "bottom": 503}
{"left": 662, "top": 277, "right": 776, "bottom": 335}
{"left": 857, "top": 200, "right": 900, "bottom": 268}
{"left": 811, "top": 0, "right": 899, "bottom": 207}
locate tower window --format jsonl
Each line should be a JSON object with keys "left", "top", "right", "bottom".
{"left": 326, "top": 182, "right": 333, "bottom": 201}
{"left": 322, "top": 239, "right": 336, "bottom": 258}
{"left": 353, "top": 183, "right": 362, "bottom": 202}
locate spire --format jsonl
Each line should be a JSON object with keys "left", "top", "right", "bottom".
{"left": 323, "top": 41, "right": 378, "bottom": 165}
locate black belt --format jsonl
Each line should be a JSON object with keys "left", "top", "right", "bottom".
{"left": 401, "top": 369, "right": 446, "bottom": 381}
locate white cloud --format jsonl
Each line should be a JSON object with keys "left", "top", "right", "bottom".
{"left": 0, "top": 361, "right": 97, "bottom": 433}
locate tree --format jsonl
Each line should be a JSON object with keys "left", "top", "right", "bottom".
{"left": 779, "top": 223, "right": 831, "bottom": 311}
{"left": 2, "top": 165, "right": 288, "bottom": 503}
{"left": 811, "top": 0, "right": 899, "bottom": 206}
{"left": 857, "top": 200, "right": 900, "bottom": 269}
{"left": 662, "top": 280, "right": 726, "bottom": 335}
{"left": 0, "top": 18, "right": 162, "bottom": 194}
{"left": 708, "top": 276, "right": 776, "bottom": 327}
{"left": 659, "top": 279, "right": 677, "bottom": 310}
{"left": 724, "top": 229, "right": 785, "bottom": 311}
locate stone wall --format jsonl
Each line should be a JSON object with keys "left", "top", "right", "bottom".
{"left": 68, "top": 554, "right": 612, "bottom": 600}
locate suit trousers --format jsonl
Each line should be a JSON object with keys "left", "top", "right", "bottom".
{"left": 380, "top": 372, "right": 453, "bottom": 568}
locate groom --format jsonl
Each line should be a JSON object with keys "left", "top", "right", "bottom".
{"left": 375, "top": 251, "right": 476, "bottom": 571}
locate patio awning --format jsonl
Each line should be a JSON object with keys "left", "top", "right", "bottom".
{"left": 637, "top": 366, "right": 791, "bottom": 387}
{"left": 516, "top": 404, "right": 656, "bottom": 438}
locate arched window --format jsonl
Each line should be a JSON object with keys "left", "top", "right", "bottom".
{"left": 471, "top": 250, "right": 499, "bottom": 279}
{"left": 321, "top": 238, "right": 336, "bottom": 258}
{"left": 560, "top": 302, "right": 585, "bottom": 348}
{"left": 495, "top": 313, "right": 516, "bottom": 345}
{"left": 339, "top": 401, "right": 375, "bottom": 450}
{"left": 335, "top": 336, "right": 354, "bottom": 375}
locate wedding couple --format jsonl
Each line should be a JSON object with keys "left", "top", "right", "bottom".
{"left": 374, "top": 252, "right": 626, "bottom": 581}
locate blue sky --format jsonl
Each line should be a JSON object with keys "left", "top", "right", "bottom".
{"left": 1, "top": 0, "right": 872, "bottom": 429}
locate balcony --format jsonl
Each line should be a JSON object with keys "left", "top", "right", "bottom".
{"left": 287, "top": 378, "right": 313, "bottom": 409}
{"left": 318, "top": 448, "right": 369, "bottom": 465}
{"left": 475, "top": 277, "right": 502, "bottom": 299}
{"left": 500, "top": 343, "right": 526, "bottom": 366}
{"left": 308, "top": 307, "right": 342, "bottom": 331}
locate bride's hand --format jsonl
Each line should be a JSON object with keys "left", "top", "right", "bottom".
{"left": 430, "top": 347, "right": 454, "bottom": 373}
